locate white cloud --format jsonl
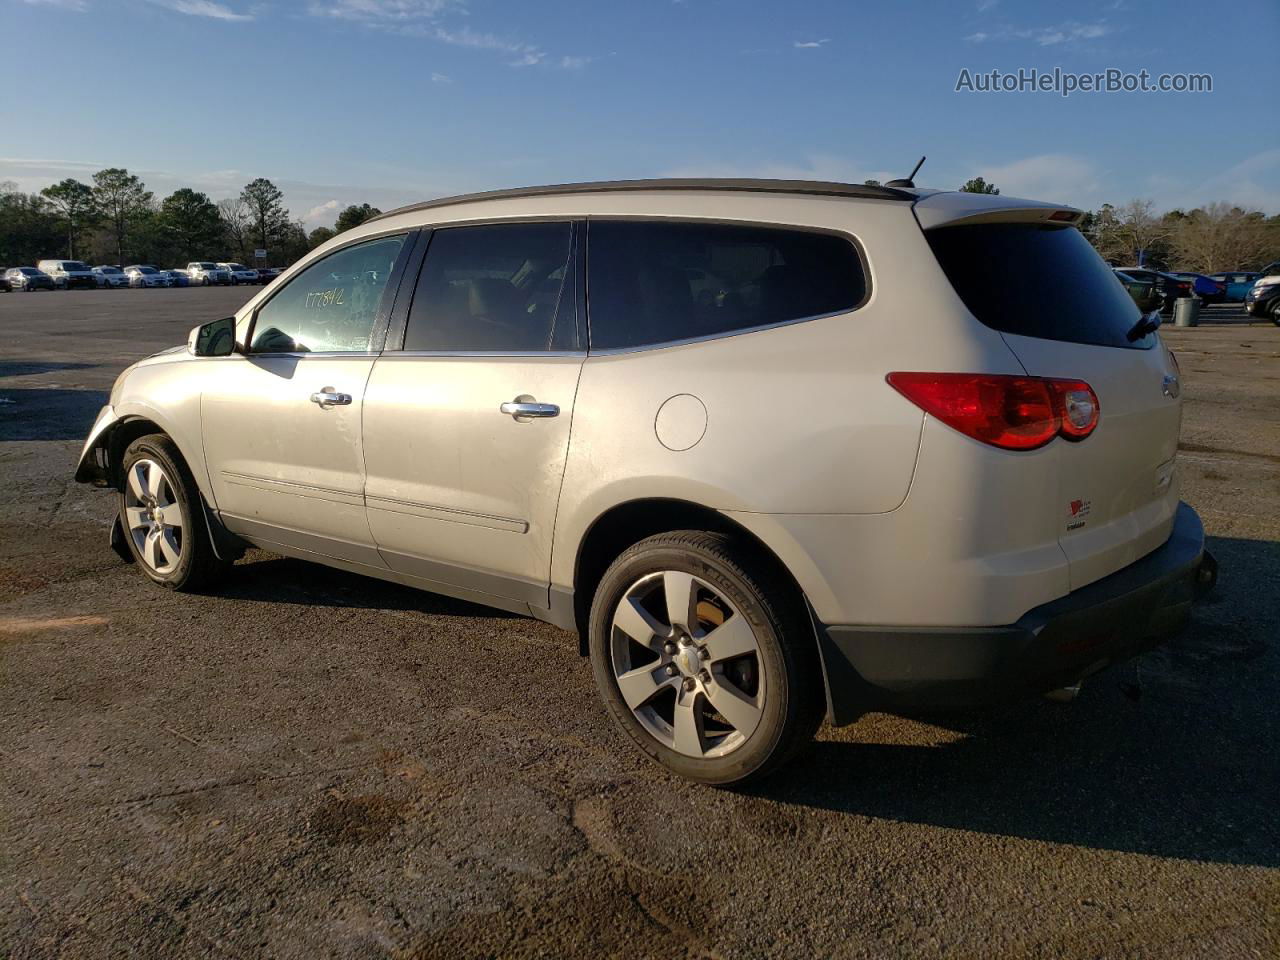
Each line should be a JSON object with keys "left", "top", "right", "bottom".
{"left": 307, "top": 0, "right": 459, "bottom": 19}
{"left": 972, "top": 154, "right": 1103, "bottom": 206}
{"left": 967, "top": 20, "right": 1113, "bottom": 46}
{"left": 147, "top": 0, "right": 253, "bottom": 20}
{"left": 304, "top": 199, "right": 341, "bottom": 225}
{"left": 431, "top": 71, "right": 452, "bottom": 83}
{"left": 1148, "top": 149, "right": 1280, "bottom": 215}
{"left": 20, "top": 0, "right": 88, "bottom": 8}
{"left": 559, "top": 55, "right": 592, "bottom": 69}
{"left": 976, "top": 0, "right": 999, "bottom": 10}
{"left": 793, "top": 38, "right": 831, "bottom": 49}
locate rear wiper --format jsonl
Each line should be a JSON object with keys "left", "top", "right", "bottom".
{"left": 1126, "top": 310, "right": 1162, "bottom": 342}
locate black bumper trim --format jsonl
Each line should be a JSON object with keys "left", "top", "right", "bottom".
{"left": 817, "top": 502, "right": 1206, "bottom": 723}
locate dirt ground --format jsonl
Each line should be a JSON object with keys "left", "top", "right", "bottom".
{"left": 1, "top": 289, "right": 1277, "bottom": 959}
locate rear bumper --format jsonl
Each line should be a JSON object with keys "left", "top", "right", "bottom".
{"left": 817, "top": 501, "right": 1207, "bottom": 722}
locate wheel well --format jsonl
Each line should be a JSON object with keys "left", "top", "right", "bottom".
{"left": 105, "top": 418, "right": 168, "bottom": 490}
{"left": 571, "top": 498, "right": 810, "bottom": 653}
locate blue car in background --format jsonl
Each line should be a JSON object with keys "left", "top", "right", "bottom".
{"left": 1208, "top": 272, "right": 1261, "bottom": 301}
{"left": 161, "top": 270, "right": 190, "bottom": 287}
{"left": 1169, "top": 272, "right": 1226, "bottom": 305}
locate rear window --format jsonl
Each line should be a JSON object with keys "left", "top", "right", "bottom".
{"left": 587, "top": 220, "right": 867, "bottom": 351}
{"left": 926, "top": 223, "right": 1152, "bottom": 349}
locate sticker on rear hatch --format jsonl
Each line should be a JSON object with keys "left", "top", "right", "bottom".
{"left": 1066, "top": 498, "right": 1092, "bottom": 531}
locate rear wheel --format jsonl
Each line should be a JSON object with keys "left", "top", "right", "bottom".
{"left": 119, "top": 434, "right": 227, "bottom": 591}
{"left": 1271, "top": 300, "right": 1280, "bottom": 326}
{"left": 589, "top": 531, "right": 823, "bottom": 785}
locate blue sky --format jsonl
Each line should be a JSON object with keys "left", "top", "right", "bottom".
{"left": 3, "top": 0, "right": 1277, "bottom": 228}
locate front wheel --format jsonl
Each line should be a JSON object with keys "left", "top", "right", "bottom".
{"left": 1271, "top": 300, "right": 1280, "bottom": 326}
{"left": 589, "top": 531, "right": 823, "bottom": 785}
{"left": 119, "top": 434, "right": 227, "bottom": 590}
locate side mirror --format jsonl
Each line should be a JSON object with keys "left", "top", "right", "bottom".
{"left": 189, "top": 316, "right": 238, "bottom": 357}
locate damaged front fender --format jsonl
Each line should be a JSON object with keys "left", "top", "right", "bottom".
{"left": 74, "top": 405, "right": 120, "bottom": 486}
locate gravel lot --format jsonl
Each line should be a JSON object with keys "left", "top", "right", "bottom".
{"left": 1, "top": 288, "right": 1277, "bottom": 959}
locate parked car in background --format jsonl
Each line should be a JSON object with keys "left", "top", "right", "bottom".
{"left": 217, "top": 262, "right": 259, "bottom": 285}
{"left": 161, "top": 270, "right": 190, "bottom": 287}
{"left": 1244, "top": 276, "right": 1280, "bottom": 324}
{"left": 73, "top": 179, "right": 1212, "bottom": 784}
{"left": 124, "top": 265, "right": 168, "bottom": 288}
{"left": 186, "top": 261, "right": 232, "bottom": 286}
{"left": 1168, "top": 272, "right": 1225, "bottom": 306}
{"left": 1116, "top": 268, "right": 1192, "bottom": 314}
{"left": 5, "top": 267, "right": 55, "bottom": 291}
{"left": 257, "top": 266, "right": 283, "bottom": 284}
{"left": 93, "top": 265, "right": 130, "bottom": 288}
{"left": 1208, "top": 272, "right": 1261, "bottom": 302}
{"left": 37, "top": 259, "right": 98, "bottom": 290}
{"left": 0, "top": 271, "right": 10, "bottom": 292}
{"left": 1112, "top": 268, "right": 1161, "bottom": 313}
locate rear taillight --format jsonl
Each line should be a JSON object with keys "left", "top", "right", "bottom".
{"left": 886, "top": 373, "right": 1100, "bottom": 450}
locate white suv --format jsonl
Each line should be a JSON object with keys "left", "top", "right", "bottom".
{"left": 186, "top": 262, "right": 232, "bottom": 286}
{"left": 74, "top": 179, "right": 1212, "bottom": 784}
{"left": 37, "top": 259, "right": 97, "bottom": 290}
{"left": 217, "top": 261, "right": 260, "bottom": 285}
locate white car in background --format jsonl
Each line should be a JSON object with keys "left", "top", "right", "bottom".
{"left": 124, "top": 265, "right": 168, "bottom": 288}
{"left": 73, "top": 178, "right": 1215, "bottom": 785}
{"left": 37, "top": 259, "right": 98, "bottom": 290}
{"left": 93, "top": 266, "right": 130, "bottom": 288}
{"left": 217, "top": 262, "right": 260, "bottom": 285}
{"left": 186, "top": 262, "right": 232, "bottom": 286}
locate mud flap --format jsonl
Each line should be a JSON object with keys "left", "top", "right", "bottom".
{"left": 109, "top": 514, "right": 135, "bottom": 564}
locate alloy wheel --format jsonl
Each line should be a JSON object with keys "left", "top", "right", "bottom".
{"left": 609, "top": 570, "right": 765, "bottom": 759}
{"left": 123, "top": 458, "right": 184, "bottom": 574}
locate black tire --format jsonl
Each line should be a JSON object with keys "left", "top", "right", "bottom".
{"left": 201, "top": 276, "right": 210, "bottom": 286}
{"left": 589, "top": 530, "right": 824, "bottom": 786}
{"left": 118, "top": 434, "right": 228, "bottom": 591}
{"left": 1271, "top": 300, "right": 1280, "bottom": 326}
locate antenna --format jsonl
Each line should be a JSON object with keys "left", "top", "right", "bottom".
{"left": 885, "top": 156, "right": 926, "bottom": 189}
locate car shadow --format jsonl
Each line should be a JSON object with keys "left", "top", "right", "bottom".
{"left": 0, "top": 388, "right": 108, "bottom": 441}
{"left": 0, "top": 361, "right": 99, "bottom": 379}
{"left": 216, "top": 553, "right": 524, "bottom": 621}
{"left": 749, "top": 534, "right": 1278, "bottom": 868}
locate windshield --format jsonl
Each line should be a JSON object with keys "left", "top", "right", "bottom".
{"left": 229, "top": 264, "right": 249, "bottom": 271}
{"left": 136, "top": 267, "right": 156, "bottom": 274}
{"left": 65, "top": 261, "right": 90, "bottom": 272}
{"left": 19, "top": 268, "right": 39, "bottom": 275}
{"left": 926, "top": 223, "right": 1152, "bottom": 350}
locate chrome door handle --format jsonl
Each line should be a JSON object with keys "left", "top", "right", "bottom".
{"left": 500, "top": 400, "right": 559, "bottom": 420}
{"left": 310, "top": 388, "right": 352, "bottom": 408}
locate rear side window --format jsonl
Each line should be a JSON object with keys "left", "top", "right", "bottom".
{"left": 587, "top": 220, "right": 866, "bottom": 351}
{"left": 926, "top": 223, "right": 1150, "bottom": 349}
{"left": 403, "top": 222, "right": 575, "bottom": 352}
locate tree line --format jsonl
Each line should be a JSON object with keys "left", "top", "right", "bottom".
{"left": 0, "top": 169, "right": 383, "bottom": 268}
{"left": 6, "top": 167, "right": 1277, "bottom": 274}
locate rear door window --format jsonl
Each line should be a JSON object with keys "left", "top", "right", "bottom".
{"left": 586, "top": 220, "right": 867, "bottom": 351}
{"left": 926, "top": 223, "right": 1152, "bottom": 349}
{"left": 401, "top": 222, "right": 576, "bottom": 353}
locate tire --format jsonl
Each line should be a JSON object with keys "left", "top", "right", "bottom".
{"left": 588, "top": 530, "right": 824, "bottom": 785}
{"left": 1271, "top": 300, "right": 1280, "bottom": 326}
{"left": 202, "top": 277, "right": 210, "bottom": 286}
{"left": 118, "top": 434, "right": 228, "bottom": 591}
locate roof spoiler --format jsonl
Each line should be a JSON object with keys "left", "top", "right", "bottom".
{"left": 913, "top": 192, "right": 1083, "bottom": 230}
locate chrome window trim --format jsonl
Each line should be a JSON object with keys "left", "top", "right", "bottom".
{"left": 375, "top": 350, "right": 587, "bottom": 360}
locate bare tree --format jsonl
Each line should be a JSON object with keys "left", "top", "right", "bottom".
{"left": 1170, "top": 203, "right": 1271, "bottom": 273}
{"left": 217, "top": 197, "right": 251, "bottom": 262}
{"left": 1114, "top": 199, "right": 1171, "bottom": 266}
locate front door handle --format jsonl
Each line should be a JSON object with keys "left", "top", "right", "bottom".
{"left": 500, "top": 399, "right": 559, "bottom": 420}
{"left": 310, "top": 387, "right": 352, "bottom": 408}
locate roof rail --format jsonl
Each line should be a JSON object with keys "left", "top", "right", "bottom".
{"left": 368, "top": 177, "right": 918, "bottom": 223}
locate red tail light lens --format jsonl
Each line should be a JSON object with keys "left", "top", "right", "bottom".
{"left": 887, "top": 373, "right": 1100, "bottom": 450}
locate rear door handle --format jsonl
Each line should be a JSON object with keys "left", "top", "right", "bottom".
{"left": 310, "top": 388, "right": 352, "bottom": 408}
{"left": 500, "top": 400, "right": 559, "bottom": 420}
